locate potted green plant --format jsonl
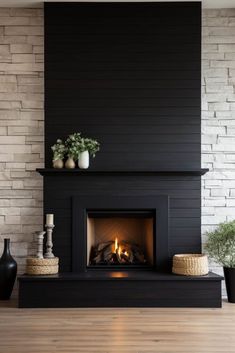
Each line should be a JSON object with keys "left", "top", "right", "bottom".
{"left": 78, "top": 137, "right": 100, "bottom": 169}
{"left": 205, "top": 220, "right": 235, "bottom": 303}
{"left": 64, "top": 132, "right": 82, "bottom": 169}
{"left": 51, "top": 139, "right": 66, "bottom": 168}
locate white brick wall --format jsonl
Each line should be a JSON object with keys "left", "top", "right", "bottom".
{"left": 0, "top": 8, "right": 234, "bottom": 295}
{"left": 202, "top": 9, "right": 235, "bottom": 294}
{"left": 0, "top": 8, "right": 44, "bottom": 275}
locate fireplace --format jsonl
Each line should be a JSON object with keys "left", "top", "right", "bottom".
{"left": 72, "top": 195, "right": 169, "bottom": 272}
{"left": 18, "top": 2, "right": 223, "bottom": 308}
{"left": 87, "top": 210, "right": 154, "bottom": 268}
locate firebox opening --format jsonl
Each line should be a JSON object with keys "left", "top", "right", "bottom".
{"left": 87, "top": 210, "right": 154, "bottom": 268}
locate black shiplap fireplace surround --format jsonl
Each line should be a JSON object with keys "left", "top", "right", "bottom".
{"left": 18, "top": 2, "right": 223, "bottom": 308}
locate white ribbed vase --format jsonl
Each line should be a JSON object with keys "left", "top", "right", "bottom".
{"left": 78, "top": 151, "right": 89, "bottom": 169}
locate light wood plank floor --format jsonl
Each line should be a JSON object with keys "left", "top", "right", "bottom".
{"left": 0, "top": 300, "right": 234, "bottom": 353}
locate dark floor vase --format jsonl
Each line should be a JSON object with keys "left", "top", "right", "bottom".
{"left": 224, "top": 267, "right": 235, "bottom": 303}
{"left": 0, "top": 239, "right": 17, "bottom": 300}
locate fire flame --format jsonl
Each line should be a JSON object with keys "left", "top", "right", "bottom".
{"left": 115, "top": 237, "right": 122, "bottom": 255}
{"left": 114, "top": 237, "right": 118, "bottom": 252}
{"left": 114, "top": 237, "right": 129, "bottom": 258}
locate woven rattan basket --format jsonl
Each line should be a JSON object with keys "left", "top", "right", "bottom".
{"left": 26, "top": 257, "right": 59, "bottom": 266}
{"left": 26, "top": 265, "right": 59, "bottom": 275}
{"left": 172, "top": 254, "right": 209, "bottom": 276}
{"left": 26, "top": 257, "right": 59, "bottom": 275}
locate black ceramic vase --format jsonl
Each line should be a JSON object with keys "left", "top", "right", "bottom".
{"left": 0, "top": 239, "right": 17, "bottom": 300}
{"left": 224, "top": 267, "right": 235, "bottom": 303}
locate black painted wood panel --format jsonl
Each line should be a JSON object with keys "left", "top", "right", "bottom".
{"left": 43, "top": 2, "right": 203, "bottom": 278}
{"left": 45, "top": 2, "right": 201, "bottom": 170}
{"left": 43, "top": 175, "right": 201, "bottom": 272}
{"left": 18, "top": 272, "right": 222, "bottom": 308}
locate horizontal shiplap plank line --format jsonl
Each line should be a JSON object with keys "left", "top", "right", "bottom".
{"left": 45, "top": 143, "right": 200, "bottom": 153}
{"left": 45, "top": 198, "right": 200, "bottom": 212}
{"left": 47, "top": 45, "right": 200, "bottom": 54}
{"left": 47, "top": 35, "right": 200, "bottom": 41}
{"left": 171, "top": 209, "right": 201, "bottom": 218}
{"left": 46, "top": 72, "right": 200, "bottom": 80}
{"left": 46, "top": 113, "right": 200, "bottom": 120}
{"left": 45, "top": 79, "right": 200, "bottom": 89}
{"left": 47, "top": 46, "right": 200, "bottom": 52}
{"left": 46, "top": 109, "right": 200, "bottom": 117}
{"left": 170, "top": 228, "right": 201, "bottom": 236}
{"left": 45, "top": 180, "right": 200, "bottom": 191}
{"left": 46, "top": 133, "right": 200, "bottom": 144}
{"left": 46, "top": 31, "right": 200, "bottom": 38}
{"left": 47, "top": 38, "right": 200, "bottom": 45}
{"left": 171, "top": 218, "right": 200, "bottom": 228}
{"left": 46, "top": 102, "right": 200, "bottom": 109}
{"left": 47, "top": 77, "right": 200, "bottom": 86}
{"left": 48, "top": 18, "right": 201, "bottom": 24}
{"left": 46, "top": 59, "right": 200, "bottom": 64}
{"left": 45, "top": 196, "right": 201, "bottom": 206}
{"left": 46, "top": 125, "right": 200, "bottom": 134}
{"left": 47, "top": 120, "right": 200, "bottom": 126}
{"left": 46, "top": 63, "right": 200, "bottom": 70}
{"left": 45, "top": 206, "right": 201, "bottom": 218}
{"left": 45, "top": 182, "right": 201, "bottom": 192}
{"left": 46, "top": 110, "right": 201, "bottom": 118}
{"left": 44, "top": 176, "right": 201, "bottom": 184}
{"left": 46, "top": 21, "right": 200, "bottom": 27}
{"left": 46, "top": 96, "right": 200, "bottom": 104}
{"left": 45, "top": 189, "right": 201, "bottom": 202}
{"left": 171, "top": 199, "right": 201, "bottom": 209}
{"left": 169, "top": 247, "right": 201, "bottom": 255}
{"left": 46, "top": 208, "right": 201, "bottom": 219}
{"left": 170, "top": 240, "right": 201, "bottom": 247}
{"left": 44, "top": 178, "right": 201, "bottom": 189}
{"left": 48, "top": 20, "right": 200, "bottom": 27}
{"left": 45, "top": 89, "right": 200, "bottom": 99}
{"left": 48, "top": 132, "right": 201, "bottom": 143}
{"left": 46, "top": 25, "right": 200, "bottom": 32}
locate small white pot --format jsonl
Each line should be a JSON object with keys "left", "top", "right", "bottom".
{"left": 78, "top": 151, "right": 89, "bottom": 169}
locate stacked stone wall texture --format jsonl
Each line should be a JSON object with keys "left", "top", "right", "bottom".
{"left": 0, "top": 8, "right": 44, "bottom": 276}
{"left": 0, "top": 8, "right": 234, "bottom": 297}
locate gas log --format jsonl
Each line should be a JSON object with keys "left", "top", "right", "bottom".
{"left": 89, "top": 239, "right": 146, "bottom": 266}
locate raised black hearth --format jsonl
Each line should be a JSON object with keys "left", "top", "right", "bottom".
{"left": 18, "top": 2, "right": 223, "bottom": 308}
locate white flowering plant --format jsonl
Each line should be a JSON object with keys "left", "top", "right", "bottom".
{"left": 51, "top": 133, "right": 100, "bottom": 162}
{"left": 78, "top": 137, "right": 100, "bottom": 157}
{"left": 65, "top": 132, "right": 82, "bottom": 160}
{"left": 51, "top": 139, "right": 66, "bottom": 161}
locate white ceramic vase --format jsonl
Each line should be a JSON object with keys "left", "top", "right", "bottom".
{"left": 78, "top": 151, "right": 89, "bottom": 169}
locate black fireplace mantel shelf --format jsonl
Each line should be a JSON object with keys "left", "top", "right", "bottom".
{"left": 36, "top": 168, "right": 209, "bottom": 176}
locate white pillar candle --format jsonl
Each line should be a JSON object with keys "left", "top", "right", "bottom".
{"left": 46, "top": 214, "right": 54, "bottom": 225}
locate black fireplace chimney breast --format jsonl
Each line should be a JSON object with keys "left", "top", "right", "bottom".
{"left": 44, "top": 2, "right": 202, "bottom": 272}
